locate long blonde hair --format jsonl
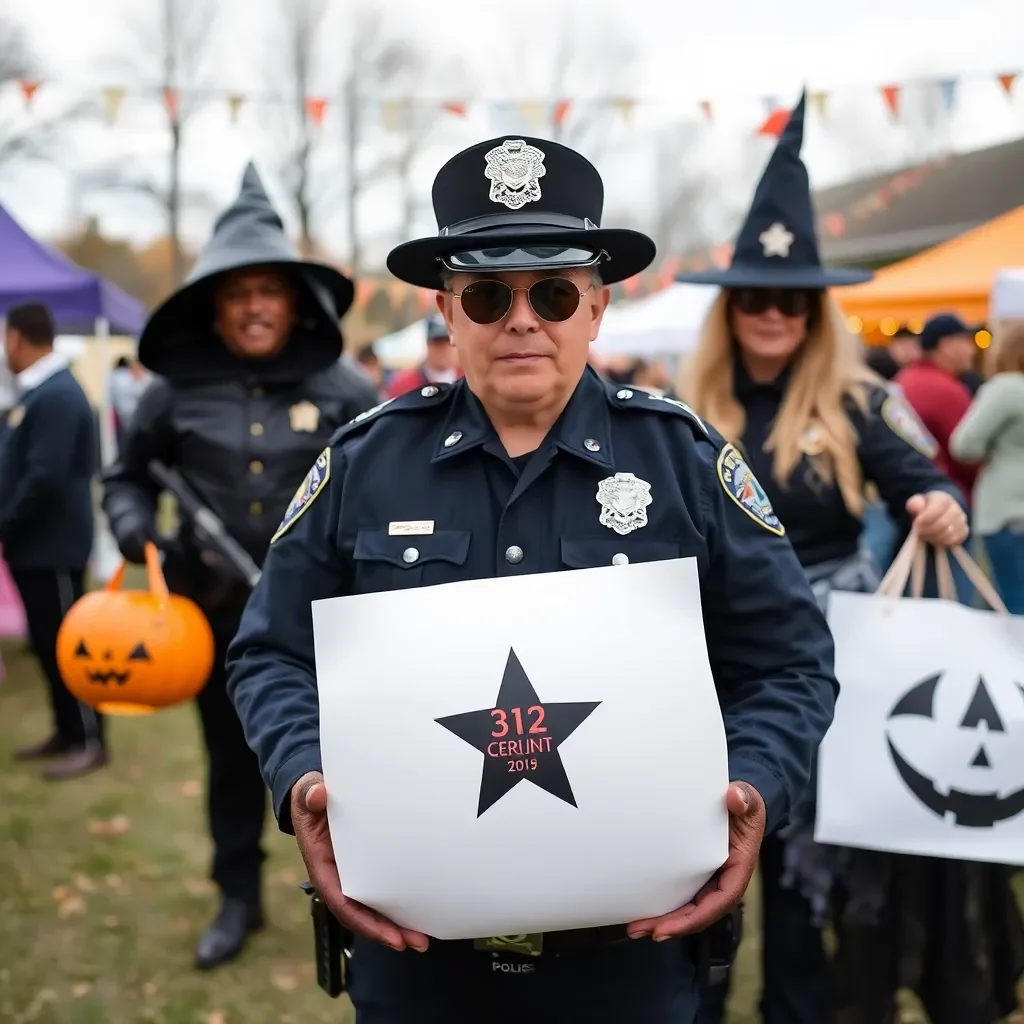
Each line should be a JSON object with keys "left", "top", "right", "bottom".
{"left": 986, "top": 319, "right": 1024, "bottom": 376}
{"left": 680, "top": 290, "right": 878, "bottom": 518}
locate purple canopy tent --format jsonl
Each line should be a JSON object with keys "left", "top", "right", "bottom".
{"left": 0, "top": 200, "right": 145, "bottom": 335}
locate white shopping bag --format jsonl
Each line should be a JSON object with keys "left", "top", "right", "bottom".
{"left": 311, "top": 557, "right": 730, "bottom": 940}
{"left": 816, "top": 534, "right": 1024, "bottom": 865}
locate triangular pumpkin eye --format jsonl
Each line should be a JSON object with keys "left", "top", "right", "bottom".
{"left": 74, "top": 640, "right": 90, "bottom": 658}
{"left": 128, "top": 643, "right": 151, "bottom": 662}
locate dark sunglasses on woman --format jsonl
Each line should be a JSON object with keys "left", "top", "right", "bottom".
{"left": 732, "top": 287, "right": 821, "bottom": 317}
{"left": 449, "top": 277, "right": 595, "bottom": 325}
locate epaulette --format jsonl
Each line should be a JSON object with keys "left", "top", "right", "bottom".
{"left": 327, "top": 382, "right": 455, "bottom": 447}
{"left": 605, "top": 383, "right": 711, "bottom": 439}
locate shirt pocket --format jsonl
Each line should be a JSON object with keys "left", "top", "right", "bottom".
{"left": 559, "top": 537, "right": 682, "bottom": 569}
{"left": 353, "top": 528, "right": 472, "bottom": 593}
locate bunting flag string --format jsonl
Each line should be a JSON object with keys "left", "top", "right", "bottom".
{"left": 3, "top": 67, "right": 1020, "bottom": 133}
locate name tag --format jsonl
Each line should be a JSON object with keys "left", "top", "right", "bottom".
{"left": 388, "top": 521, "right": 435, "bottom": 536}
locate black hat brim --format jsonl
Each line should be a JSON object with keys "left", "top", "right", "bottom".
{"left": 387, "top": 228, "right": 656, "bottom": 289}
{"left": 138, "top": 259, "right": 354, "bottom": 368}
{"left": 673, "top": 263, "right": 873, "bottom": 289}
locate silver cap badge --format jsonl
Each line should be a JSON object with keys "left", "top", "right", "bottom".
{"left": 596, "top": 472, "right": 653, "bottom": 536}
{"left": 484, "top": 139, "right": 546, "bottom": 210}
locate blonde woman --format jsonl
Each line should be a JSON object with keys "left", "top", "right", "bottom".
{"left": 680, "top": 93, "right": 968, "bottom": 1024}
{"left": 950, "top": 319, "right": 1024, "bottom": 613}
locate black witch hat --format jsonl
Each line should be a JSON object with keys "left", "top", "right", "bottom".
{"left": 387, "top": 136, "right": 656, "bottom": 289}
{"left": 675, "top": 92, "right": 872, "bottom": 289}
{"left": 138, "top": 162, "right": 355, "bottom": 376}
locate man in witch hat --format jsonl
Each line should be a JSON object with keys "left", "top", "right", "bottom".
{"left": 225, "top": 134, "right": 841, "bottom": 1020}
{"left": 102, "top": 163, "right": 378, "bottom": 968}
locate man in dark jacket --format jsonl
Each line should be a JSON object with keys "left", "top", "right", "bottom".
{"left": 1, "top": 303, "right": 104, "bottom": 779}
{"left": 102, "top": 163, "right": 377, "bottom": 969}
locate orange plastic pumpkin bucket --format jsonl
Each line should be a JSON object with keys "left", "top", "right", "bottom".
{"left": 57, "top": 543, "right": 215, "bottom": 715}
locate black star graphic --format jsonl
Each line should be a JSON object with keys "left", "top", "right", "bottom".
{"left": 435, "top": 648, "right": 601, "bottom": 817}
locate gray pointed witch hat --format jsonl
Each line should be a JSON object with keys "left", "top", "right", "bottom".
{"left": 138, "top": 162, "right": 354, "bottom": 374}
{"left": 675, "top": 92, "right": 872, "bottom": 289}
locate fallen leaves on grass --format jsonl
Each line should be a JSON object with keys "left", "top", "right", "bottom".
{"left": 102, "top": 915, "right": 119, "bottom": 929}
{"left": 87, "top": 815, "right": 130, "bottom": 837}
{"left": 141, "top": 981, "right": 158, "bottom": 998}
{"left": 206, "top": 1012, "right": 228, "bottom": 1024}
{"left": 52, "top": 886, "right": 86, "bottom": 919}
{"left": 72, "top": 982, "right": 92, "bottom": 998}
{"left": 270, "top": 971, "right": 298, "bottom": 992}
{"left": 183, "top": 877, "right": 215, "bottom": 896}
{"left": 74, "top": 874, "right": 97, "bottom": 893}
{"left": 179, "top": 779, "right": 201, "bottom": 797}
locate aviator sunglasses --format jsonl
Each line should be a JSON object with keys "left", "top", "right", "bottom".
{"left": 449, "top": 278, "right": 595, "bottom": 325}
{"left": 733, "top": 287, "right": 821, "bottom": 318}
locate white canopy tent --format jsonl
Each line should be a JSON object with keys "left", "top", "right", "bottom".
{"left": 990, "top": 268, "right": 1024, "bottom": 319}
{"left": 594, "top": 283, "right": 721, "bottom": 358}
{"left": 373, "top": 318, "right": 430, "bottom": 369}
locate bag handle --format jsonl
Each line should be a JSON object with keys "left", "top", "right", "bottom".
{"left": 875, "top": 532, "right": 1008, "bottom": 614}
{"left": 106, "top": 542, "right": 169, "bottom": 607}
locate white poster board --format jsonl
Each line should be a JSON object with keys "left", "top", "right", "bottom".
{"left": 816, "top": 590, "right": 1024, "bottom": 865}
{"left": 312, "top": 557, "right": 729, "bottom": 940}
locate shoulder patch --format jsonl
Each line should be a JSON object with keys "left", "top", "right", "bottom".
{"left": 7, "top": 405, "right": 24, "bottom": 429}
{"left": 717, "top": 443, "right": 785, "bottom": 536}
{"left": 880, "top": 394, "right": 938, "bottom": 458}
{"left": 271, "top": 448, "right": 330, "bottom": 544}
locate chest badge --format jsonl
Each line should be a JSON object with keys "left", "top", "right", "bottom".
{"left": 800, "top": 424, "right": 825, "bottom": 456}
{"left": 596, "top": 472, "right": 653, "bottom": 536}
{"left": 289, "top": 401, "right": 321, "bottom": 433}
{"left": 6, "top": 405, "right": 24, "bottom": 429}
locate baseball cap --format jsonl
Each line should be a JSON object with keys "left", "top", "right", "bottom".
{"left": 920, "top": 313, "right": 971, "bottom": 351}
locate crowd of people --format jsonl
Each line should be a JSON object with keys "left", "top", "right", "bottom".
{"left": 1, "top": 89, "right": 1022, "bottom": 1023}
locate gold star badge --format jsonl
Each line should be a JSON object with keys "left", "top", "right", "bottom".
{"left": 289, "top": 401, "right": 321, "bottom": 433}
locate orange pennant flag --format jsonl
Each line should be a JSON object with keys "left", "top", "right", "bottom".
{"left": 18, "top": 80, "right": 41, "bottom": 108}
{"left": 162, "top": 87, "right": 180, "bottom": 119}
{"left": 553, "top": 99, "right": 571, "bottom": 126}
{"left": 443, "top": 101, "right": 467, "bottom": 117}
{"left": 881, "top": 84, "right": 901, "bottom": 120}
{"left": 757, "top": 108, "right": 789, "bottom": 138}
{"left": 698, "top": 100, "right": 713, "bottom": 122}
{"left": 305, "top": 97, "right": 328, "bottom": 127}
{"left": 998, "top": 73, "right": 1018, "bottom": 97}
{"left": 227, "top": 93, "right": 245, "bottom": 123}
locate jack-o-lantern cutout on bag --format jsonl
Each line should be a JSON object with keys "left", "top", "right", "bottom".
{"left": 57, "top": 543, "right": 214, "bottom": 715}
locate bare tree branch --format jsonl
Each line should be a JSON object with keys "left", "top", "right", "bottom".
{"left": 80, "top": 0, "right": 222, "bottom": 288}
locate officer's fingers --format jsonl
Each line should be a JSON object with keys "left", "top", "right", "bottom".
{"left": 398, "top": 926, "right": 431, "bottom": 952}
{"left": 650, "top": 889, "right": 733, "bottom": 940}
{"left": 291, "top": 771, "right": 326, "bottom": 819}
{"left": 337, "top": 898, "right": 417, "bottom": 952}
{"left": 303, "top": 782, "right": 328, "bottom": 815}
{"left": 905, "top": 494, "right": 927, "bottom": 518}
{"left": 726, "top": 782, "right": 762, "bottom": 818}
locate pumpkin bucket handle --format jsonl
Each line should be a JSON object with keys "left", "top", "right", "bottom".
{"left": 105, "top": 561, "right": 128, "bottom": 592}
{"left": 144, "top": 542, "right": 170, "bottom": 605}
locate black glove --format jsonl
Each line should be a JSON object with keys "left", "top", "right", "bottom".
{"left": 114, "top": 515, "right": 156, "bottom": 565}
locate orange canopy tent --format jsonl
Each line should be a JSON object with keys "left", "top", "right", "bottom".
{"left": 833, "top": 204, "right": 1024, "bottom": 341}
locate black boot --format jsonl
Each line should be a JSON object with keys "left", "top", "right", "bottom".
{"left": 194, "top": 897, "right": 264, "bottom": 969}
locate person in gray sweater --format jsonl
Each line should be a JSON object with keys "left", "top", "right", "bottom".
{"left": 950, "top": 319, "right": 1024, "bottom": 613}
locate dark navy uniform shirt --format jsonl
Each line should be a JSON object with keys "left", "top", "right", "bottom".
{"left": 734, "top": 363, "right": 961, "bottom": 568}
{"left": 226, "top": 367, "right": 839, "bottom": 838}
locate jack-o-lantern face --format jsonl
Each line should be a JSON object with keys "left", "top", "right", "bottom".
{"left": 887, "top": 671, "right": 1024, "bottom": 829}
{"left": 72, "top": 638, "right": 152, "bottom": 686}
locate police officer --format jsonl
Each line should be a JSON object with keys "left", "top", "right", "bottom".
{"left": 102, "top": 163, "right": 378, "bottom": 969}
{"left": 225, "top": 135, "right": 840, "bottom": 1023}
{"left": 677, "top": 94, "right": 968, "bottom": 1024}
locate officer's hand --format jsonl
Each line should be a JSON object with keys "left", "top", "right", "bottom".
{"left": 291, "top": 771, "right": 430, "bottom": 953}
{"left": 116, "top": 516, "right": 156, "bottom": 565}
{"left": 906, "top": 491, "right": 968, "bottom": 548}
{"left": 626, "top": 781, "right": 765, "bottom": 941}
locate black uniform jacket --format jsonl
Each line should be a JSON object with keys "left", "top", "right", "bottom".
{"left": 102, "top": 351, "right": 378, "bottom": 615}
{"left": 225, "top": 367, "right": 840, "bottom": 836}
{"left": 733, "top": 364, "right": 963, "bottom": 568}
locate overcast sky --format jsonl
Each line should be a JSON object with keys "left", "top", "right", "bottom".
{"left": 1, "top": 0, "right": 1021, "bottom": 265}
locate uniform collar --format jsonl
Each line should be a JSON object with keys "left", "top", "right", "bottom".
{"left": 16, "top": 350, "right": 69, "bottom": 394}
{"left": 431, "top": 365, "right": 614, "bottom": 470}
{"left": 733, "top": 355, "right": 792, "bottom": 400}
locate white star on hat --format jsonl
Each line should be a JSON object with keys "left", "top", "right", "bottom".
{"left": 759, "top": 222, "right": 794, "bottom": 258}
